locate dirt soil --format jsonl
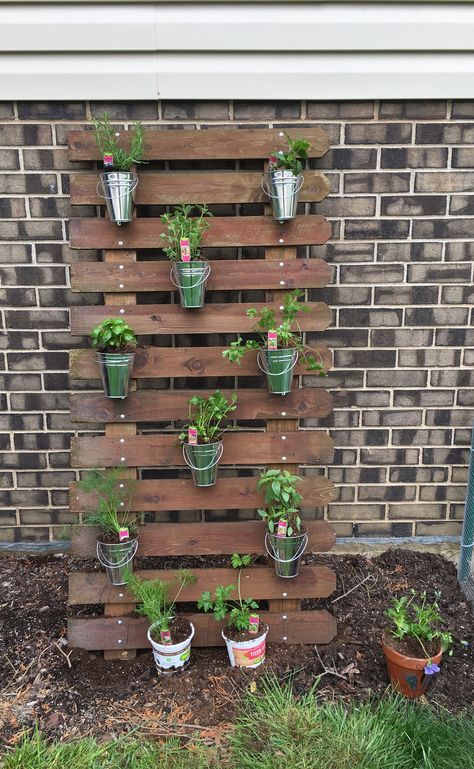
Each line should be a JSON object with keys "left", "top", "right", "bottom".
{"left": 0, "top": 550, "right": 473, "bottom": 746}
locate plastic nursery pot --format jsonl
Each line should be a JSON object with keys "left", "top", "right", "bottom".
{"left": 147, "top": 621, "right": 195, "bottom": 674}
{"left": 98, "top": 171, "right": 137, "bottom": 225}
{"left": 265, "top": 528, "right": 308, "bottom": 579}
{"left": 257, "top": 348, "right": 298, "bottom": 395}
{"left": 96, "top": 536, "right": 138, "bottom": 586}
{"left": 96, "top": 351, "right": 135, "bottom": 399}
{"left": 183, "top": 441, "right": 223, "bottom": 487}
{"left": 222, "top": 624, "right": 268, "bottom": 668}
{"left": 170, "top": 261, "right": 211, "bottom": 309}
{"left": 262, "top": 169, "right": 304, "bottom": 222}
{"left": 382, "top": 636, "right": 443, "bottom": 699}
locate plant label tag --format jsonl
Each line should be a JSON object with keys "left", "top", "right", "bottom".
{"left": 180, "top": 238, "right": 191, "bottom": 262}
{"left": 103, "top": 153, "right": 114, "bottom": 168}
{"left": 188, "top": 427, "right": 198, "bottom": 445}
{"left": 268, "top": 331, "right": 278, "bottom": 350}
{"left": 118, "top": 527, "right": 129, "bottom": 542}
{"left": 276, "top": 519, "right": 288, "bottom": 538}
{"left": 248, "top": 614, "right": 260, "bottom": 634}
{"left": 160, "top": 629, "right": 172, "bottom": 645}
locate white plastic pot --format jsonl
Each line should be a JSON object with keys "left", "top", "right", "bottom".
{"left": 222, "top": 625, "right": 268, "bottom": 668}
{"left": 147, "top": 621, "right": 195, "bottom": 674}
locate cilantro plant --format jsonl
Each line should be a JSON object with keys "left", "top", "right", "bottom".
{"left": 92, "top": 113, "right": 146, "bottom": 172}
{"left": 387, "top": 590, "right": 452, "bottom": 655}
{"left": 90, "top": 318, "right": 137, "bottom": 353}
{"left": 125, "top": 569, "right": 196, "bottom": 632}
{"left": 198, "top": 554, "right": 259, "bottom": 632}
{"left": 257, "top": 469, "right": 303, "bottom": 536}
{"left": 268, "top": 133, "right": 311, "bottom": 177}
{"left": 179, "top": 390, "right": 237, "bottom": 445}
{"left": 160, "top": 204, "right": 212, "bottom": 261}
{"left": 222, "top": 289, "right": 325, "bottom": 374}
{"left": 78, "top": 467, "right": 139, "bottom": 538}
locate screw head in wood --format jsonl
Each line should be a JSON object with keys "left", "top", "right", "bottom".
{"left": 281, "top": 411, "right": 286, "bottom": 416}
{"left": 115, "top": 132, "right": 120, "bottom": 137}
{"left": 282, "top": 614, "right": 287, "bottom": 619}
{"left": 118, "top": 593, "right": 124, "bottom": 598}
{"left": 118, "top": 639, "right": 123, "bottom": 644}
{"left": 119, "top": 265, "right": 124, "bottom": 270}
{"left": 118, "top": 241, "right": 123, "bottom": 246}
{"left": 279, "top": 238, "right": 284, "bottom": 244}
{"left": 282, "top": 592, "right": 288, "bottom": 597}
{"left": 120, "top": 502, "right": 124, "bottom": 506}
{"left": 119, "top": 283, "right": 124, "bottom": 289}
{"left": 117, "top": 620, "right": 123, "bottom": 625}
{"left": 281, "top": 436, "right": 286, "bottom": 440}
{"left": 279, "top": 262, "right": 284, "bottom": 266}
{"left": 120, "top": 438, "right": 125, "bottom": 443}
{"left": 280, "top": 280, "right": 285, "bottom": 285}
{"left": 119, "top": 483, "right": 124, "bottom": 488}
{"left": 282, "top": 456, "right": 287, "bottom": 461}
{"left": 120, "top": 457, "right": 125, "bottom": 462}
{"left": 282, "top": 636, "right": 287, "bottom": 641}
{"left": 279, "top": 132, "right": 284, "bottom": 136}
{"left": 120, "top": 414, "right": 125, "bottom": 419}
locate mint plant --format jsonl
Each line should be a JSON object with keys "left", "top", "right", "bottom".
{"left": 92, "top": 113, "right": 146, "bottom": 172}
{"left": 160, "top": 204, "right": 212, "bottom": 261}
{"left": 78, "top": 467, "right": 139, "bottom": 538}
{"left": 268, "top": 133, "right": 311, "bottom": 176}
{"left": 387, "top": 590, "right": 452, "bottom": 655}
{"left": 91, "top": 318, "right": 137, "bottom": 353}
{"left": 198, "top": 554, "right": 259, "bottom": 632}
{"left": 125, "top": 569, "right": 196, "bottom": 632}
{"left": 179, "top": 390, "right": 237, "bottom": 445}
{"left": 257, "top": 469, "right": 303, "bottom": 536}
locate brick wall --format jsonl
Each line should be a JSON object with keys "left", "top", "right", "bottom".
{"left": 0, "top": 100, "right": 472, "bottom": 544}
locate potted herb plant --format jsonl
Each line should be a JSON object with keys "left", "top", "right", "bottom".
{"left": 198, "top": 554, "right": 268, "bottom": 668}
{"left": 77, "top": 467, "right": 139, "bottom": 586}
{"left": 125, "top": 569, "right": 196, "bottom": 674}
{"left": 382, "top": 590, "right": 452, "bottom": 699}
{"left": 93, "top": 112, "right": 145, "bottom": 225}
{"left": 262, "top": 133, "right": 311, "bottom": 222}
{"left": 258, "top": 469, "right": 308, "bottom": 578}
{"left": 161, "top": 204, "right": 213, "bottom": 308}
{"left": 179, "top": 390, "right": 237, "bottom": 487}
{"left": 223, "top": 290, "right": 325, "bottom": 395}
{"left": 91, "top": 317, "right": 137, "bottom": 399}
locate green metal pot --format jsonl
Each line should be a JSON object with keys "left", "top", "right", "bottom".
{"left": 257, "top": 349, "right": 298, "bottom": 395}
{"left": 183, "top": 441, "right": 223, "bottom": 487}
{"left": 171, "top": 261, "right": 211, "bottom": 308}
{"left": 265, "top": 529, "right": 308, "bottom": 578}
{"left": 96, "top": 352, "right": 135, "bottom": 399}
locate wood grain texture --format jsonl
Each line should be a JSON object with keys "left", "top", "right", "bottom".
{"left": 70, "top": 475, "right": 335, "bottom": 514}
{"left": 68, "top": 127, "right": 331, "bottom": 162}
{"left": 70, "top": 258, "right": 332, "bottom": 293}
{"left": 69, "top": 215, "right": 332, "bottom": 250}
{"left": 69, "top": 565, "right": 336, "bottom": 605}
{"left": 68, "top": 610, "right": 337, "bottom": 649}
{"left": 70, "top": 520, "right": 336, "bottom": 558}
{"left": 70, "top": 431, "right": 334, "bottom": 469}
{"left": 70, "top": 344, "right": 332, "bottom": 380}
{"left": 70, "top": 302, "right": 332, "bottom": 336}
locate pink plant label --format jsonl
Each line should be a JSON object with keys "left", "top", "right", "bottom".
{"left": 188, "top": 427, "right": 198, "bottom": 445}
{"left": 118, "top": 527, "right": 129, "bottom": 542}
{"left": 103, "top": 154, "right": 114, "bottom": 168}
{"left": 276, "top": 520, "right": 288, "bottom": 539}
{"left": 248, "top": 614, "right": 260, "bottom": 634}
{"left": 160, "top": 629, "right": 172, "bottom": 645}
{"left": 268, "top": 331, "right": 278, "bottom": 350}
{"left": 180, "top": 238, "right": 191, "bottom": 262}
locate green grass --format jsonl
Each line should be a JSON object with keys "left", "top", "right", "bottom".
{"left": 3, "top": 679, "right": 474, "bottom": 769}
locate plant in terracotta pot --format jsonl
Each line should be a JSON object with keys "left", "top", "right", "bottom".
{"left": 262, "top": 133, "right": 311, "bottom": 222}
{"left": 382, "top": 589, "right": 452, "bottom": 699}
{"left": 91, "top": 317, "right": 137, "bottom": 399}
{"left": 161, "top": 203, "right": 213, "bottom": 308}
{"left": 92, "top": 112, "right": 146, "bottom": 225}
{"left": 78, "top": 467, "right": 139, "bottom": 586}
{"left": 258, "top": 469, "right": 308, "bottom": 579}
{"left": 198, "top": 554, "right": 268, "bottom": 668}
{"left": 223, "top": 290, "right": 325, "bottom": 395}
{"left": 125, "top": 569, "right": 196, "bottom": 674}
{"left": 179, "top": 390, "right": 237, "bottom": 487}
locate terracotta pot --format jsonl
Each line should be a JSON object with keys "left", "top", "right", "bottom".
{"left": 382, "top": 635, "right": 443, "bottom": 699}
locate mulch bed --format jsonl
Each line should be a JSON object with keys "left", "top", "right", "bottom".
{"left": 0, "top": 549, "right": 473, "bottom": 746}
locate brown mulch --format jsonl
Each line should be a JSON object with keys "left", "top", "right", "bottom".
{"left": 0, "top": 550, "right": 473, "bottom": 745}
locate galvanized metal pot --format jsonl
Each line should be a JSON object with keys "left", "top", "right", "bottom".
{"left": 257, "top": 349, "right": 298, "bottom": 395}
{"left": 183, "top": 441, "right": 223, "bottom": 487}
{"left": 98, "top": 171, "right": 138, "bottom": 225}
{"left": 170, "top": 261, "right": 211, "bottom": 308}
{"left": 96, "top": 351, "right": 135, "bottom": 399}
{"left": 96, "top": 537, "right": 138, "bottom": 585}
{"left": 262, "top": 170, "right": 304, "bottom": 222}
{"left": 265, "top": 529, "right": 308, "bottom": 578}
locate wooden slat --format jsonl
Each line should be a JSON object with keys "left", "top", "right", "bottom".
{"left": 70, "top": 170, "right": 330, "bottom": 206}
{"left": 70, "top": 520, "right": 335, "bottom": 558}
{"left": 68, "top": 127, "right": 331, "bottom": 162}
{"left": 70, "top": 431, "right": 334, "bottom": 469}
{"left": 70, "top": 387, "right": 333, "bottom": 424}
{"left": 70, "top": 475, "right": 335, "bottom": 514}
{"left": 70, "top": 302, "right": 332, "bottom": 336}
{"left": 68, "top": 609, "right": 337, "bottom": 649}
{"left": 69, "top": 215, "right": 331, "bottom": 250}
{"left": 69, "top": 565, "right": 336, "bottom": 605}
{"left": 70, "top": 344, "right": 332, "bottom": 380}
{"left": 70, "top": 258, "right": 332, "bottom": 293}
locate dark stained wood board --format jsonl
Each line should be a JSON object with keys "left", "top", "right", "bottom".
{"left": 68, "top": 610, "right": 337, "bottom": 649}
{"left": 70, "top": 302, "right": 332, "bottom": 336}
{"left": 69, "top": 565, "right": 336, "bottom": 605}
{"left": 70, "top": 170, "right": 330, "bottom": 206}
{"left": 70, "top": 344, "right": 332, "bottom": 380}
{"left": 70, "top": 387, "right": 333, "bottom": 424}
{"left": 70, "top": 475, "right": 335, "bottom": 514}
{"left": 69, "top": 215, "right": 331, "bottom": 250}
{"left": 70, "top": 258, "right": 332, "bottom": 293}
{"left": 70, "top": 431, "right": 334, "bottom": 469}
{"left": 70, "top": 519, "right": 335, "bottom": 558}
{"left": 68, "top": 127, "right": 331, "bottom": 162}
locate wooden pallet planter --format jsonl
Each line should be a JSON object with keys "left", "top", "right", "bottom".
{"left": 68, "top": 125, "right": 337, "bottom": 658}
